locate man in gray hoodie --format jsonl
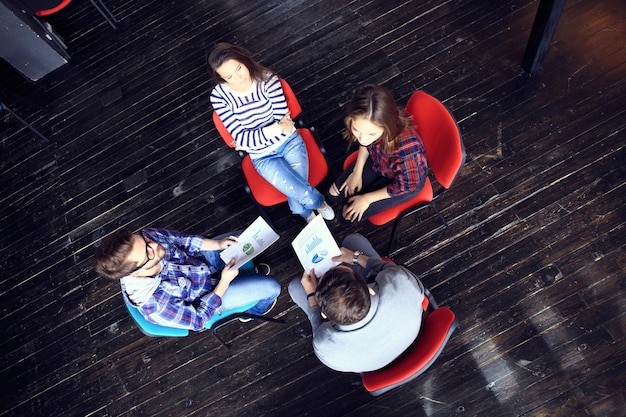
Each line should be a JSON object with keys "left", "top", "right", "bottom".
{"left": 288, "top": 233, "right": 425, "bottom": 373}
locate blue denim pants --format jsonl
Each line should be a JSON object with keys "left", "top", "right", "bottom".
{"left": 251, "top": 131, "right": 324, "bottom": 218}
{"left": 201, "top": 248, "right": 280, "bottom": 316}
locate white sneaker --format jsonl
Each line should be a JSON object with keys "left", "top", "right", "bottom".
{"left": 317, "top": 202, "right": 335, "bottom": 220}
{"left": 305, "top": 213, "right": 316, "bottom": 223}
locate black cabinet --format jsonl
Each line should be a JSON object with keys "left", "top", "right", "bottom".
{"left": 0, "top": 0, "right": 68, "bottom": 81}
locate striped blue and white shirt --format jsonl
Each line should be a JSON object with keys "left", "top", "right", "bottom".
{"left": 210, "top": 73, "right": 291, "bottom": 156}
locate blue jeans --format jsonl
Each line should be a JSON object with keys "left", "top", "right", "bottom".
{"left": 252, "top": 132, "right": 324, "bottom": 218}
{"left": 201, "top": 249, "right": 280, "bottom": 315}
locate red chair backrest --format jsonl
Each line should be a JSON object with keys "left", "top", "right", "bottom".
{"left": 34, "top": 0, "right": 72, "bottom": 16}
{"left": 405, "top": 91, "right": 465, "bottom": 190}
{"left": 362, "top": 307, "right": 457, "bottom": 395}
{"left": 278, "top": 78, "right": 302, "bottom": 119}
{"left": 212, "top": 78, "right": 303, "bottom": 148}
{"left": 213, "top": 109, "right": 235, "bottom": 148}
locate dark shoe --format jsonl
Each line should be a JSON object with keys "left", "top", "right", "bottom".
{"left": 255, "top": 263, "right": 271, "bottom": 276}
{"left": 239, "top": 297, "right": 277, "bottom": 322}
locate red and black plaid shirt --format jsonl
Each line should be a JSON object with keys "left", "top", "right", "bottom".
{"left": 367, "top": 126, "right": 427, "bottom": 196}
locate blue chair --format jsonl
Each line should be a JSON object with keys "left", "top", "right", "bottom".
{"left": 124, "top": 260, "right": 284, "bottom": 348}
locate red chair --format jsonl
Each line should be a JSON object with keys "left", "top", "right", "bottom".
{"left": 213, "top": 79, "right": 331, "bottom": 228}
{"left": 25, "top": 0, "right": 117, "bottom": 29}
{"left": 361, "top": 286, "right": 458, "bottom": 396}
{"left": 342, "top": 90, "right": 465, "bottom": 254}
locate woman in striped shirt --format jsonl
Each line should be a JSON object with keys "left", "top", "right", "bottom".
{"left": 328, "top": 84, "right": 428, "bottom": 222}
{"left": 209, "top": 43, "right": 334, "bottom": 223}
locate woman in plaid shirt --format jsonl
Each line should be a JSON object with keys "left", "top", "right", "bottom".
{"left": 328, "top": 84, "right": 428, "bottom": 222}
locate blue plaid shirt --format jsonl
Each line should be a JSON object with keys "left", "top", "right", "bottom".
{"left": 367, "top": 127, "right": 428, "bottom": 196}
{"left": 122, "top": 228, "right": 223, "bottom": 331}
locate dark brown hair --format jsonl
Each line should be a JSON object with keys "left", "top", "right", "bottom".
{"left": 343, "top": 84, "right": 410, "bottom": 153}
{"left": 208, "top": 42, "right": 274, "bottom": 85}
{"left": 94, "top": 229, "right": 136, "bottom": 280}
{"left": 316, "top": 267, "right": 371, "bottom": 325}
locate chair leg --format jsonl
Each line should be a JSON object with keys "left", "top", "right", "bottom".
{"left": 87, "top": 0, "right": 117, "bottom": 29}
{"left": 0, "top": 102, "right": 50, "bottom": 142}
{"left": 211, "top": 313, "right": 285, "bottom": 349}
{"left": 387, "top": 217, "right": 401, "bottom": 255}
{"left": 430, "top": 203, "right": 448, "bottom": 227}
{"left": 237, "top": 313, "right": 285, "bottom": 325}
{"left": 211, "top": 328, "right": 230, "bottom": 349}
{"left": 386, "top": 203, "right": 448, "bottom": 254}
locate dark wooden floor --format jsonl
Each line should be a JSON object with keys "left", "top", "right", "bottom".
{"left": 1, "top": 0, "right": 625, "bottom": 416}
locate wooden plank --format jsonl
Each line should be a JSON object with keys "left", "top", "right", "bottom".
{"left": 2, "top": 0, "right": 626, "bottom": 415}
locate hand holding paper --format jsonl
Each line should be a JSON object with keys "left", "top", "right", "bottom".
{"left": 291, "top": 215, "right": 341, "bottom": 277}
{"left": 219, "top": 217, "right": 280, "bottom": 270}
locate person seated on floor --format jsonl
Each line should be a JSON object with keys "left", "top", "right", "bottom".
{"left": 288, "top": 233, "right": 425, "bottom": 372}
{"left": 208, "top": 42, "right": 334, "bottom": 223}
{"left": 328, "top": 84, "right": 428, "bottom": 223}
{"left": 95, "top": 227, "right": 281, "bottom": 331}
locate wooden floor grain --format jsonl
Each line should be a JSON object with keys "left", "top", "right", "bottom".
{"left": 1, "top": 0, "right": 625, "bottom": 416}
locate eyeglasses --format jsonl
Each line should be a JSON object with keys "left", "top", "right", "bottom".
{"left": 133, "top": 234, "right": 155, "bottom": 272}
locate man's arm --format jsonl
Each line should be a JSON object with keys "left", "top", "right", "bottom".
{"left": 142, "top": 293, "right": 216, "bottom": 331}
{"left": 142, "top": 261, "right": 240, "bottom": 331}
{"left": 331, "top": 248, "right": 394, "bottom": 277}
{"left": 200, "top": 236, "right": 235, "bottom": 252}
{"left": 300, "top": 269, "right": 325, "bottom": 331}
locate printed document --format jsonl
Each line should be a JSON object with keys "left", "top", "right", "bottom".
{"left": 292, "top": 214, "right": 341, "bottom": 277}
{"left": 220, "top": 216, "right": 280, "bottom": 269}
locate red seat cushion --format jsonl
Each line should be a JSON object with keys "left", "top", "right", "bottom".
{"left": 362, "top": 307, "right": 456, "bottom": 393}
{"left": 367, "top": 180, "right": 433, "bottom": 226}
{"left": 241, "top": 128, "right": 328, "bottom": 206}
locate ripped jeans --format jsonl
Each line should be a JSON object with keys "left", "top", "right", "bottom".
{"left": 251, "top": 131, "right": 324, "bottom": 218}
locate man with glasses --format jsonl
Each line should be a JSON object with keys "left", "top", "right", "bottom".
{"left": 95, "top": 228, "right": 280, "bottom": 331}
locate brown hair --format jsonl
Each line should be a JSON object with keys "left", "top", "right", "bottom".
{"left": 316, "top": 267, "right": 371, "bottom": 325}
{"left": 208, "top": 42, "right": 275, "bottom": 85}
{"left": 94, "top": 229, "right": 136, "bottom": 280}
{"left": 343, "top": 84, "right": 410, "bottom": 153}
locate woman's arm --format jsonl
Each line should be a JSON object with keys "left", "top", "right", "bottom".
{"left": 343, "top": 187, "right": 391, "bottom": 222}
{"left": 338, "top": 146, "right": 370, "bottom": 197}
{"left": 210, "top": 76, "right": 292, "bottom": 151}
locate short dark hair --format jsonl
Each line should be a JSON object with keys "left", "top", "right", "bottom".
{"left": 94, "top": 229, "right": 136, "bottom": 280}
{"left": 208, "top": 42, "right": 274, "bottom": 85}
{"left": 343, "top": 84, "right": 411, "bottom": 153}
{"left": 316, "top": 267, "right": 371, "bottom": 325}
